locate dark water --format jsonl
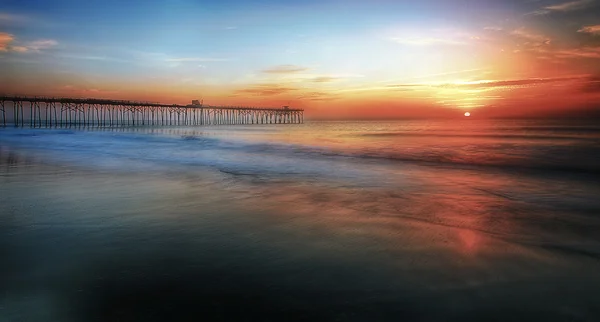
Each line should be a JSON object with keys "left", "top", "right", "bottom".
{"left": 1, "top": 120, "right": 600, "bottom": 321}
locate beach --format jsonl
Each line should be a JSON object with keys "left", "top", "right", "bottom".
{"left": 1, "top": 120, "right": 600, "bottom": 321}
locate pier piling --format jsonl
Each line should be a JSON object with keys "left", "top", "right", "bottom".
{"left": 0, "top": 96, "right": 304, "bottom": 128}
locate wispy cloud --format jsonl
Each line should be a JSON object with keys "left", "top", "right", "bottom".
{"left": 0, "top": 32, "right": 14, "bottom": 51}
{"left": 578, "top": 25, "right": 600, "bottom": 36}
{"left": 262, "top": 65, "right": 309, "bottom": 74}
{"left": 311, "top": 76, "right": 338, "bottom": 83}
{"left": 26, "top": 39, "right": 58, "bottom": 52}
{"left": 546, "top": 0, "right": 593, "bottom": 11}
{"left": 0, "top": 32, "right": 57, "bottom": 53}
{"left": 0, "top": 12, "right": 58, "bottom": 29}
{"left": 533, "top": 0, "right": 595, "bottom": 15}
{"left": 235, "top": 84, "right": 298, "bottom": 96}
{"left": 407, "top": 68, "right": 486, "bottom": 81}
{"left": 386, "top": 76, "right": 586, "bottom": 90}
{"left": 555, "top": 47, "right": 600, "bottom": 58}
{"left": 59, "top": 84, "right": 119, "bottom": 96}
{"left": 259, "top": 71, "right": 363, "bottom": 84}
{"left": 453, "top": 77, "right": 584, "bottom": 89}
{"left": 165, "top": 57, "right": 229, "bottom": 62}
{"left": 390, "top": 37, "right": 465, "bottom": 46}
{"left": 511, "top": 28, "right": 551, "bottom": 45}
{"left": 10, "top": 46, "right": 28, "bottom": 53}
{"left": 296, "top": 91, "right": 338, "bottom": 101}
{"left": 55, "top": 53, "right": 130, "bottom": 63}
{"left": 0, "top": 13, "right": 29, "bottom": 24}
{"left": 580, "top": 76, "right": 600, "bottom": 92}
{"left": 385, "top": 84, "right": 427, "bottom": 92}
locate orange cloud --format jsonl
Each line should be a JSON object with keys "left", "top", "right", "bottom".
{"left": 578, "top": 25, "right": 600, "bottom": 36}
{"left": 0, "top": 32, "right": 14, "bottom": 51}
{"left": 555, "top": 47, "right": 600, "bottom": 59}
{"left": 534, "top": 0, "right": 595, "bottom": 14}
{"left": 0, "top": 32, "right": 57, "bottom": 52}
{"left": 452, "top": 77, "right": 585, "bottom": 89}
{"left": 386, "top": 77, "right": 584, "bottom": 90}
{"left": 262, "top": 65, "right": 308, "bottom": 74}
{"left": 235, "top": 84, "right": 298, "bottom": 96}
{"left": 311, "top": 76, "right": 338, "bottom": 83}
{"left": 580, "top": 76, "right": 600, "bottom": 93}
{"left": 10, "top": 45, "right": 28, "bottom": 52}
{"left": 510, "top": 28, "right": 551, "bottom": 46}
{"left": 296, "top": 91, "right": 338, "bottom": 101}
{"left": 58, "top": 84, "right": 120, "bottom": 96}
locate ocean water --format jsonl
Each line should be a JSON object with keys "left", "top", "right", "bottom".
{"left": 1, "top": 120, "right": 600, "bottom": 321}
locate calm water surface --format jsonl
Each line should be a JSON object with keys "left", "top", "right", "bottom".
{"left": 1, "top": 120, "right": 600, "bottom": 321}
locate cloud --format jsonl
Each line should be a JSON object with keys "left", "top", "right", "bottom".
{"left": 235, "top": 84, "right": 298, "bottom": 96}
{"left": 580, "top": 76, "right": 600, "bottom": 93}
{"left": 0, "top": 13, "right": 29, "bottom": 24}
{"left": 165, "top": 57, "right": 229, "bottom": 62}
{"left": 386, "top": 76, "right": 586, "bottom": 91}
{"left": 555, "top": 47, "right": 600, "bottom": 58}
{"left": 386, "top": 84, "right": 427, "bottom": 89}
{"left": 545, "top": 0, "right": 593, "bottom": 11}
{"left": 533, "top": 0, "right": 595, "bottom": 14}
{"left": 10, "top": 45, "right": 28, "bottom": 53}
{"left": 385, "top": 84, "right": 427, "bottom": 92}
{"left": 55, "top": 53, "right": 130, "bottom": 63}
{"left": 311, "top": 76, "right": 338, "bottom": 83}
{"left": 59, "top": 84, "right": 119, "bottom": 96}
{"left": 510, "top": 28, "right": 551, "bottom": 46}
{"left": 262, "top": 65, "right": 309, "bottom": 74}
{"left": 26, "top": 39, "right": 58, "bottom": 51}
{"left": 390, "top": 37, "right": 465, "bottom": 46}
{"left": 405, "top": 68, "right": 486, "bottom": 81}
{"left": 578, "top": 25, "right": 600, "bottom": 36}
{"left": 455, "top": 77, "right": 584, "bottom": 89}
{"left": 0, "top": 32, "right": 57, "bottom": 53}
{"left": 296, "top": 91, "right": 338, "bottom": 101}
{"left": 0, "top": 32, "right": 14, "bottom": 51}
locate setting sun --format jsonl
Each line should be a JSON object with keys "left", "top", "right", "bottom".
{"left": 464, "top": 112, "right": 471, "bottom": 117}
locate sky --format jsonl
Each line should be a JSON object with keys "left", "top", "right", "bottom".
{"left": 1, "top": 0, "right": 600, "bottom": 119}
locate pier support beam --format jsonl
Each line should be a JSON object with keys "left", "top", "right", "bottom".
{"left": 0, "top": 96, "right": 304, "bottom": 127}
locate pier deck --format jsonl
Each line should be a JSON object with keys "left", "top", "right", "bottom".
{"left": 0, "top": 96, "right": 304, "bottom": 127}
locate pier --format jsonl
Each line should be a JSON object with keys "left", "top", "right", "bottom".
{"left": 0, "top": 96, "right": 304, "bottom": 127}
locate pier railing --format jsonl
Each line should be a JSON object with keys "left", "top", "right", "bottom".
{"left": 0, "top": 96, "right": 304, "bottom": 127}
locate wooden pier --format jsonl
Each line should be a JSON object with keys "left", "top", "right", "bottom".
{"left": 0, "top": 96, "right": 304, "bottom": 127}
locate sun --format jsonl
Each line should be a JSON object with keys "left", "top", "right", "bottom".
{"left": 464, "top": 112, "right": 471, "bottom": 117}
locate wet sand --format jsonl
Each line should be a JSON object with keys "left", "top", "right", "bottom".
{"left": 2, "top": 122, "right": 600, "bottom": 321}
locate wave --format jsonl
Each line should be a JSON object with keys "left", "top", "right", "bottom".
{"left": 515, "top": 125, "right": 600, "bottom": 133}
{"left": 356, "top": 132, "right": 600, "bottom": 142}
{"left": 1, "top": 127, "right": 599, "bottom": 178}
{"left": 0, "top": 128, "right": 374, "bottom": 182}
{"left": 199, "top": 139, "right": 600, "bottom": 175}
{"left": 344, "top": 151, "right": 600, "bottom": 175}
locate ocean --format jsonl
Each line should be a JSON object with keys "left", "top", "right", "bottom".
{"left": 1, "top": 119, "right": 600, "bottom": 321}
